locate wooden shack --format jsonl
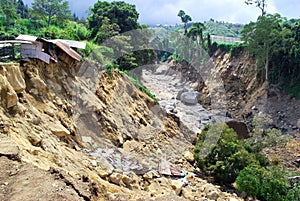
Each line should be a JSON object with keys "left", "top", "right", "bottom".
{"left": 16, "top": 35, "right": 85, "bottom": 66}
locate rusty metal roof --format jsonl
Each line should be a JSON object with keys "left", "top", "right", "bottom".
{"left": 16, "top": 34, "right": 83, "bottom": 61}
{"left": 54, "top": 40, "right": 82, "bottom": 61}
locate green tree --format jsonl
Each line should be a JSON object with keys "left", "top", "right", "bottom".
{"left": 245, "top": 0, "right": 267, "bottom": 16}
{"left": 187, "top": 22, "right": 206, "bottom": 47}
{"left": 236, "top": 164, "right": 299, "bottom": 201}
{"left": 16, "top": 0, "right": 29, "bottom": 19}
{"left": 94, "top": 17, "right": 120, "bottom": 44}
{"left": 177, "top": 10, "right": 192, "bottom": 35}
{"left": 242, "top": 14, "right": 283, "bottom": 82}
{"left": 0, "top": 0, "right": 18, "bottom": 27}
{"left": 194, "top": 123, "right": 256, "bottom": 183}
{"left": 88, "top": 1, "right": 139, "bottom": 38}
{"left": 31, "top": 0, "right": 71, "bottom": 27}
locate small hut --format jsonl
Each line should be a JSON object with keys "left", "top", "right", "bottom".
{"left": 15, "top": 34, "right": 86, "bottom": 65}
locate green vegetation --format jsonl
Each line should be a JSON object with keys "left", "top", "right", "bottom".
{"left": 242, "top": 14, "right": 300, "bottom": 97}
{"left": 177, "top": 10, "right": 192, "bottom": 35}
{"left": 88, "top": 1, "right": 139, "bottom": 37}
{"left": 31, "top": 0, "right": 71, "bottom": 27}
{"left": 204, "top": 20, "right": 244, "bottom": 37}
{"left": 194, "top": 121, "right": 299, "bottom": 200}
{"left": 194, "top": 123, "right": 259, "bottom": 183}
{"left": 236, "top": 164, "right": 300, "bottom": 201}
{"left": 109, "top": 67, "right": 159, "bottom": 104}
{"left": 209, "top": 42, "right": 246, "bottom": 56}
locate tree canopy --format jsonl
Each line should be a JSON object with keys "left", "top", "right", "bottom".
{"left": 32, "top": 0, "right": 71, "bottom": 27}
{"left": 88, "top": 1, "right": 139, "bottom": 38}
{"left": 177, "top": 10, "right": 192, "bottom": 35}
{"left": 0, "top": 0, "right": 18, "bottom": 27}
{"left": 242, "top": 14, "right": 300, "bottom": 97}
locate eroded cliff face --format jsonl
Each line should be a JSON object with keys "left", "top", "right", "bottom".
{"left": 206, "top": 50, "right": 299, "bottom": 134}
{"left": 0, "top": 60, "right": 243, "bottom": 201}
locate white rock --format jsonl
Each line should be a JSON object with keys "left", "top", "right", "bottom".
{"left": 48, "top": 123, "right": 70, "bottom": 137}
{"left": 180, "top": 92, "right": 199, "bottom": 105}
{"left": 96, "top": 157, "right": 114, "bottom": 178}
{"left": 0, "top": 75, "right": 18, "bottom": 108}
{"left": 183, "top": 150, "right": 195, "bottom": 163}
{"left": 0, "top": 137, "right": 19, "bottom": 157}
{"left": 171, "top": 179, "right": 184, "bottom": 195}
{"left": 5, "top": 64, "right": 26, "bottom": 93}
{"left": 109, "top": 172, "right": 122, "bottom": 185}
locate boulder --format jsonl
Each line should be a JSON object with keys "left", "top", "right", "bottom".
{"left": 96, "top": 157, "right": 114, "bottom": 178}
{"left": 182, "top": 187, "right": 194, "bottom": 200}
{"left": 207, "top": 190, "right": 220, "bottom": 200}
{"left": 226, "top": 120, "right": 249, "bottom": 139}
{"left": 29, "top": 77, "right": 47, "bottom": 95}
{"left": 48, "top": 123, "right": 70, "bottom": 137}
{"left": 0, "top": 75, "right": 18, "bottom": 109}
{"left": 180, "top": 92, "right": 199, "bottom": 105}
{"left": 0, "top": 65, "right": 6, "bottom": 76}
{"left": 0, "top": 137, "right": 19, "bottom": 157}
{"left": 171, "top": 180, "right": 184, "bottom": 195}
{"left": 183, "top": 150, "right": 195, "bottom": 163}
{"left": 176, "top": 88, "right": 189, "bottom": 100}
{"left": 109, "top": 172, "right": 122, "bottom": 185}
{"left": 121, "top": 172, "right": 140, "bottom": 189}
{"left": 143, "top": 170, "right": 160, "bottom": 180}
{"left": 201, "top": 183, "right": 220, "bottom": 200}
{"left": 297, "top": 118, "right": 300, "bottom": 128}
{"left": 5, "top": 64, "right": 26, "bottom": 93}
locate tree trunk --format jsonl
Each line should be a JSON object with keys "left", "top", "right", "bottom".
{"left": 265, "top": 44, "right": 269, "bottom": 82}
{"left": 47, "top": 14, "right": 51, "bottom": 27}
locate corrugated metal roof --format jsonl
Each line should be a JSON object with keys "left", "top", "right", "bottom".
{"left": 49, "top": 39, "right": 86, "bottom": 49}
{"left": 16, "top": 35, "right": 38, "bottom": 42}
{"left": 0, "top": 40, "right": 32, "bottom": 44}
{"left": 54, "top": 40, "right": 82, "bottom": 61}
{"left": 16, "top": 34, "right": 83, "bottom": 62}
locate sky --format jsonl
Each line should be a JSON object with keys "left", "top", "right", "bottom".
{"left": 23, "top": 0, "right": 300, "bottom": 25}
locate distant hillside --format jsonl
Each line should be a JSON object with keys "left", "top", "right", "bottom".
{"left": 158, "top": 19, "right": 244, "bottom": 38}
{"left": 204, "top": 19, "right": 244, "bottom": 38}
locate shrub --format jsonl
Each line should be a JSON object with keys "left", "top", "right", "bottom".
{"left": 194, "top": 123, "right": 255, "bottom": 183}
{"left": 236, "top": 164, "right": 299, "bottom": 201}
{"left": 210, "top": 42, "right": 246, "bottom": 56}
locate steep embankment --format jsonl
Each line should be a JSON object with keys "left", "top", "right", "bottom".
{"left": 0, "top": 60, "right": 243, "bottom": 200}
{"left": 207, "top": 50, "right": 299, "bottom": 134}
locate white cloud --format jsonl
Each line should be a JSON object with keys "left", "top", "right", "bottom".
{"left": 22, "top": 0, "right": 300, "bottom": 24}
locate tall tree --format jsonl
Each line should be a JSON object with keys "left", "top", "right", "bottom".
{"left": 31, "top": 0, "right": 71, "bottom": 27}
{"left": 94, "top": 17, "right": 120, "bottom": 44}
{"left": 242, "top": 14, "right": 283, "bottom": 82}
{"left": 0, "top": 0, "right": 18, "bottom": 27}
{"left": 178, "top": 10, "right": 192, "bottom": 35}
{"left": 88, "top": 1, "right": 139, "bottom": 38}
{"left": 245, "top": 0, "right": 267, "bottom": 16}
{"left": 17, "top": 0, "right": 29, "bottom": 19}
{"left": 187, "top": 22, "right": 206, "bottom": 47}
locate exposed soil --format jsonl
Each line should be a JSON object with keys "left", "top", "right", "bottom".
{"left": 0, "top": 156, "right": 89, "bottom": 201}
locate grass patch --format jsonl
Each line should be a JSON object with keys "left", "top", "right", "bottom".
{"left": 113, "top": 67, "right": 159, "bottom": 104}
